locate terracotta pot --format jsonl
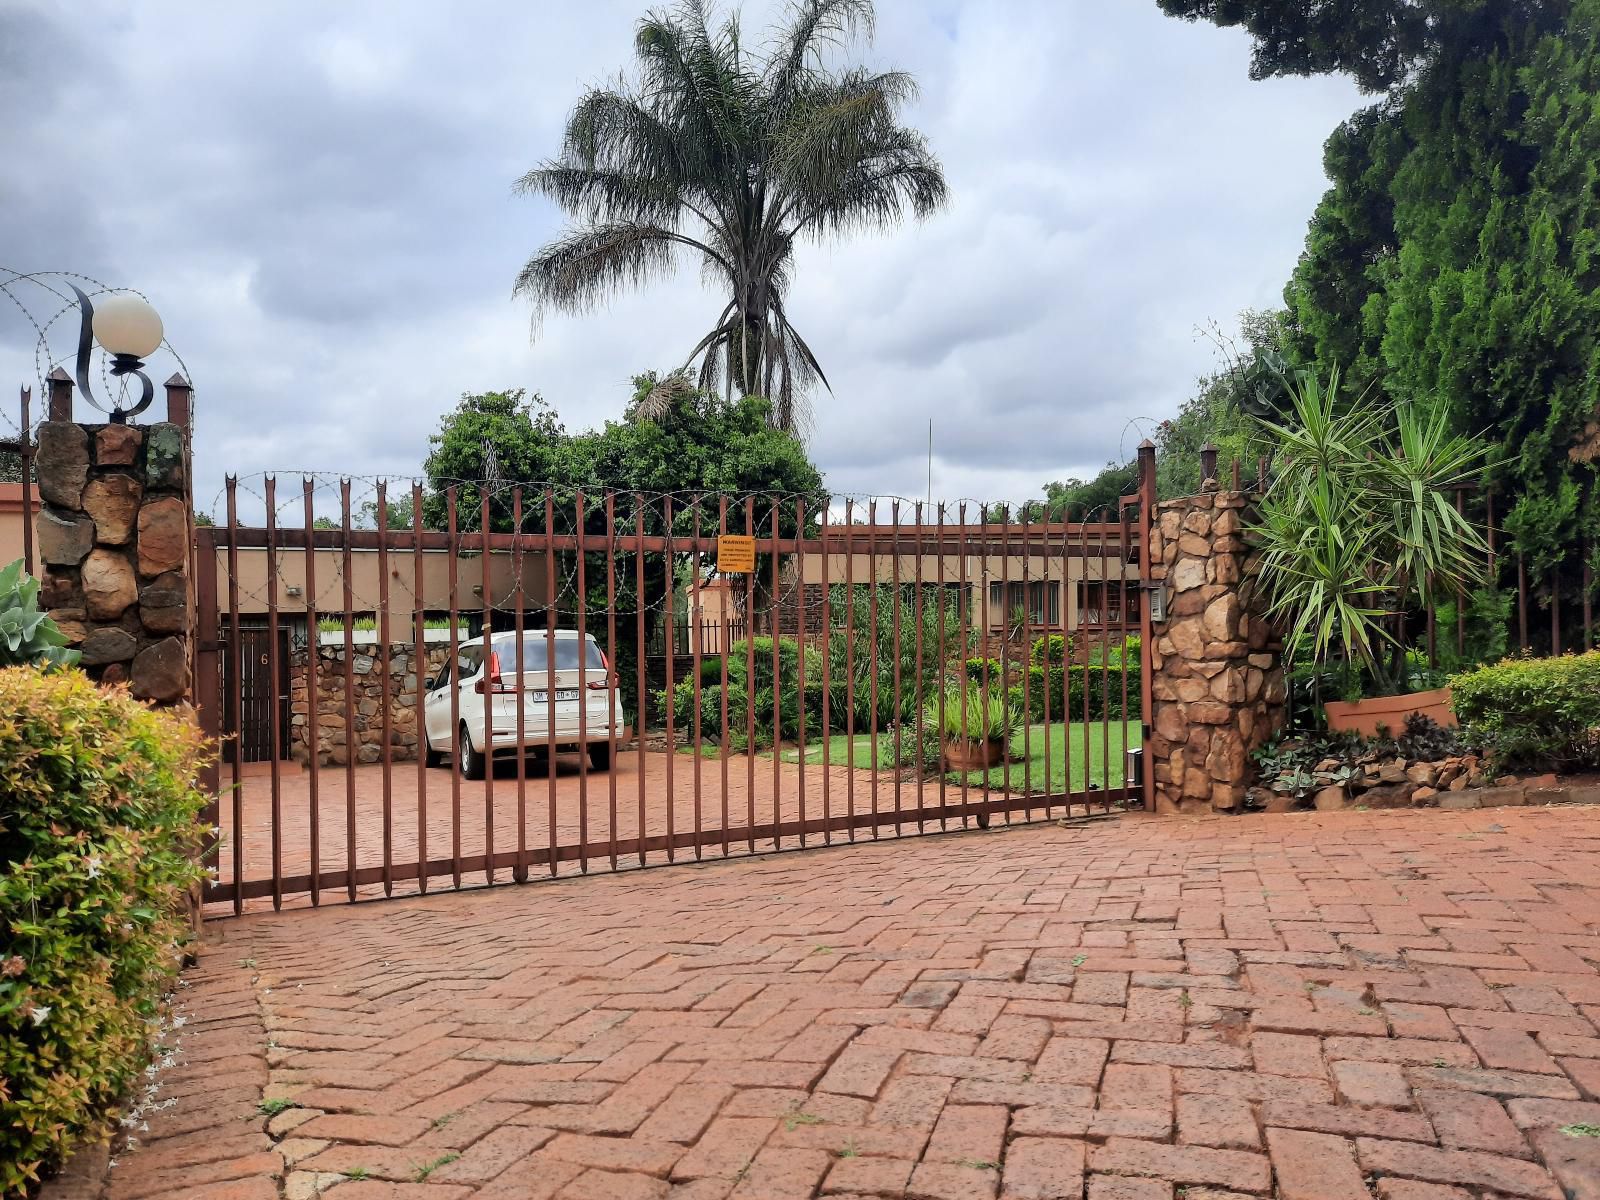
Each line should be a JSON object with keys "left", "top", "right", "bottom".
{"left": 1324, "top": 686, "right": 1456, "bottom": 738}
{"left": 941, "top": 736, "right": 1007, "bottom": 772}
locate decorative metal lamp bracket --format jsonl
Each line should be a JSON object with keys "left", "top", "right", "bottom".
{"left": 69, "top": 283, "right": 154, "bottom": 424}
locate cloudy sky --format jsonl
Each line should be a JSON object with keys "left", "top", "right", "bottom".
{"left": 0, "top": 1, "right": 1362, "bottom": 518}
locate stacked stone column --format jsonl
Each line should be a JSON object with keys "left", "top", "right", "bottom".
{"left": 1146, "top": 487, "right": 1286, "bottom": 814}
{"left": 33, "top": 368, "right": 194, "bottom": 704}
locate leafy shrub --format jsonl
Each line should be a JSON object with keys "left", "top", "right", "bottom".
{"left": 1450, "top": 652, "right": 1600, "bottom": 771}
{"left": 1031, "top": 634, "right": 1071, "bottom": 667}
{"left": 1010, "top": 661, "right": 1142, "bottom": 723}
{"left": 0, "top": 559, "right": 79, "bottom": 670}
{"left": 825, "top": 585, "right": 968, "bottom": 728}
{"left": 0, "top": 668, "right": 211, "bottom": 1193}
{"left": 666, "top": 636, "right": 819, "bottom": 751}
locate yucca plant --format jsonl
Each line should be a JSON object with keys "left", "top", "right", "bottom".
{"left": 1253, "top": 368, "right": 1489, "bottom": 696}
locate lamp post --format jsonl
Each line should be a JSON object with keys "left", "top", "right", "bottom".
{"left": 67, "top": 284, "right": 164, "bottom": 423}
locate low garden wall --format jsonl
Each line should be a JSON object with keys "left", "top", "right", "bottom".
{"left": 287, "top": 641, "right": 451, "bottom": 766}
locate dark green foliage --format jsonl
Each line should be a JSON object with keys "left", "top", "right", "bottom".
{"left": 1, "top": 669, "right": 210, "bottom": 1194}
{"left": 1165, "top": 0, "right": 1597, "bottom": 647}
{"left": 827, "top": 584, "right": 969, "bottom": 728}
{"left": 1450, "top": 650, "right": 1600, "bottom": 771}
{"left": 420, "top": 380, "right": 825, "bottom": 713}
{"left": 516, "top": 0, "right": 947, "bottom": 431}
{"left": 1154, "top": 1, "right": 1539, "bottom": 93}
{"left": 666, "top": 636, "right": 818, "bottom": 752}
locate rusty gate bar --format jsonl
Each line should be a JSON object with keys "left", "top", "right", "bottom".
{"left": 633, "top": 494, "right": 647, "bottom": 867}
{"left": 200, "top": 486, "right": 1154, "bottom": 911}
{"left": 301, "top": 479, "right": 321, "bottom": 906}
{"left": 744, "top": 497, "right": 757, "bottom": 852}
{"left": 956, "top": 502, "right": 969, "bottom": 828}
{"left": 264, "top": 477, "right": 284, "bottom": 909}
{"left": 225, "top": 480, "right": 244, "bottom": 915}
{"left": 480, "top": 491, "right": 495, "bottom": 886}
{"left": 193, "top": 522, "right": 221, "bottom": 898}
{"left": 936, "top": 503, "right": 948, "bottom": 830}
{"left": 866, "top": 501, "right": 880, "bottom": 836}
{"left": 661, "top": 495, "right": 675, "bottom": 863}
{"left": 543, "top": 489, "right": 559, "bottom": 874}
{"left": 576, "top": 489, "right": 591, "bottom": 872}
{"left": 604, "top": 493, "right": 619, "bottom": 872}
{"left": 446, "top": 488, "right": 462, "bottom": 888}
{"left": 842, "top": 498, "right": 856, "bottom": 841}
{"left": 912, "top": 501, "right": 926, "bottom": 834}
{"left": 819, "top": 499, "right": 833, "bottom": 846}
{"left": 412, "top": 481, "right": 430, "bottom": 893}
{"left": 18, "top": 386, "right": 34, "bottom": 576}
{"left": 718, "top": 496, "right": 732, "bottom": 856}
{"left": 770, "top": 498, "right": 782, "bottom": 851}
{"left": 379, "top": 484, "right": 395, "bottom": 895}
{"left": 512, "top": 488, "right": 528, "bottom": 882}
{"left": 1020, "top": 504, "right": 1033, "bottom": 817}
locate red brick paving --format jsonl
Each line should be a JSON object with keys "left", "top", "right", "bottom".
{"left": 100, "top": 805, "right": 1600, "bottom": 1200}
{"left": 216, "top": 751, "right": 1086, "bottom": 912}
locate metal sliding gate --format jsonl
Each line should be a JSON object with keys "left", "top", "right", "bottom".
{"left": 196, "top": 478, "right": 1154, "bottom": 914}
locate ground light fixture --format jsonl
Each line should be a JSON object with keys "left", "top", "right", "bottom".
{"left": 68, "top": 283, "right": 164, "bottom": 423}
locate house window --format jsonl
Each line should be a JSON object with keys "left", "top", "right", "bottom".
{"left": 1077, "top": 581, "right": 1140, "bottom": 626}
{"left": 987, "top": 581, "right": 1060, "bottom": 627}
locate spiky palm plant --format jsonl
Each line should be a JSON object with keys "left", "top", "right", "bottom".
{"left": 1253, "top": 367, "right": 1489, "bottom": 694}
{"left": 514, "top": 0, "right": 947, "bottom": 434}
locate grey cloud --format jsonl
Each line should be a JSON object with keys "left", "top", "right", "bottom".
{"left": 0, "top": 0, "right": 1360, "bottom": 511}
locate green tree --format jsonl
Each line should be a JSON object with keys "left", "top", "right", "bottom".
{"left": 514, "top": 0, "right": 947, "bottom": 433}
{"left": 1160, "top": 0, "right": 1598, "bottom": 648}
{"left": 419, "top": 377, "right": 825, "bottom": 708}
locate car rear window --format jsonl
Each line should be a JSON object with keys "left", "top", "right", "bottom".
{"left": 500, "top": 635, "right": 606, "bottom": 672}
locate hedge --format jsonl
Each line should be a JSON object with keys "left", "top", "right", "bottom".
{"left": 1450, "top": 651, "right": 1600, "bottom": 772}
{"left": 0, "top": 669, "right": 210, "bottom": 1194}
{"left": 668, "top": 636, "right": 820, "bottom": 751}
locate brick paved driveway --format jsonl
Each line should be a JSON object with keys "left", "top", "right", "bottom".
{"left": 108, "top": 806, "right": 1600, "bottom": 1200}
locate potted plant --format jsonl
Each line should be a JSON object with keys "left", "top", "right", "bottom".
{"left": 1253, "top": 368, "right": 1489, "bottom": 735}
{"left": 930, "top": 681, "right": 1021, "bottom": 771}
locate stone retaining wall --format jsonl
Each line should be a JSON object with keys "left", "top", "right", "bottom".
{"left": 288, "top": 642, "right": 452, "bottom": 766}
{"left": 1147, "top": 488, "right": 1287, "bottom": 814}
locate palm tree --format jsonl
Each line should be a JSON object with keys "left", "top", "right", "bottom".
{"left": 514, "top": 0, "right": 947, "bottom": 435}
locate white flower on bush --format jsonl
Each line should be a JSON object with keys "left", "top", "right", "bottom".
{"left": 28, "top": 1005, "right": 51, "bottom": 1026}
{"left": 85, "top": 855, "right": 103, "bottom": 879}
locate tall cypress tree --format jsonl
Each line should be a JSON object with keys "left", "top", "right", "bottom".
{"left": 1162, "top": 0, "right": 1598, "bottom": 648}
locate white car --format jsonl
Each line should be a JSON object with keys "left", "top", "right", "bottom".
{"left": 422, "top": 630, "right": 629, "bottom": 779}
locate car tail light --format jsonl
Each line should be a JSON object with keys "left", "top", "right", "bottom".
{"left": 587, "top": 649, "right": 614, "bottom": 690}
{"left": 474, "top": 651, "right": 514, "bottom": 694}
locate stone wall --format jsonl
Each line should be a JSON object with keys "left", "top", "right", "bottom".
{"left": 289, "top": 641, "right": 451, "bottom": 766}
{"left": 34, "top": 373, "right": 193, "bottom": 703}
{"left": 1146, "top": 489, "right": 1286, "bottom": 814}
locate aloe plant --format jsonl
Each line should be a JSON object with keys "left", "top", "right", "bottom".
{"left": 0, "top": 558, "right": 79, "bottom": 670}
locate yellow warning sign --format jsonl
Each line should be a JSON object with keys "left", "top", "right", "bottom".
{"left": 717, "top": 534, "right": 756, "bottom": 574}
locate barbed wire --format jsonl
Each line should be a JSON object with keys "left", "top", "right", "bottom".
{"left": 0, "top": 267, "right": 194, "bottom": 440}
{"left": 206, "top": 470, "right": 1142, "bottom": 630}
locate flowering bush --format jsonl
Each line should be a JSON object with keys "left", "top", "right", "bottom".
{"left": 1451, "top": 651, "right": 1600, "bottom": 772}
{"left": 0, "top": 668, "right": 211, "bottom": 1195}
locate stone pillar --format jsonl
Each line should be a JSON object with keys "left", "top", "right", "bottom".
{"left": 1146, "top": 485, "right": 1286, "bottom": 814}
{"left": 33, "top": 368, "right": 194, "bottom": 705}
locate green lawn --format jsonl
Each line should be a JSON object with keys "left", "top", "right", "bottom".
{"left": 773, "top": 721, "right": 1131, "bottom": 794}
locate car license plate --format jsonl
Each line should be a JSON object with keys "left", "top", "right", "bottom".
{"left": 531, "top": 688, "right": 580, "bottom": 703}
